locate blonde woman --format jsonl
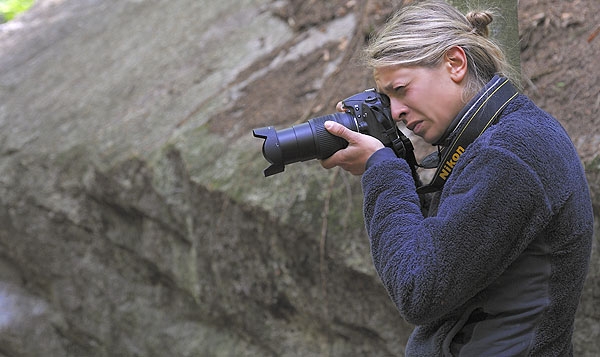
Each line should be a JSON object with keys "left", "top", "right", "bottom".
{"left": 322, "top": 1, "right": 593, "bottom": 355}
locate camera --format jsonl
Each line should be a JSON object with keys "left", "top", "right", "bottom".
{"left": 252, "top": 89, "right": 416, "bottom": 177}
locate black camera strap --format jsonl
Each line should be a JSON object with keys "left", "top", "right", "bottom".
{"left": 390, "top": 128, "right": 422, "bottom": 187}
{"left": 416, "top": 76, "right": 519, "bottom": 194}
{"left": 378, "top": 114, "right": 422, "bottom": 187}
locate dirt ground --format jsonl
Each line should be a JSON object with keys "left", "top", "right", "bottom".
{"left": 212, "top": 0, "right": 600, "bottom": 162}
{"left": 519, "top": 0, "right": 600, "bottom": 161}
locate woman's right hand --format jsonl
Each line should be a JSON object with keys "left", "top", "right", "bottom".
{"left": 320, "top": 120, "right": 384, "bottom": 175}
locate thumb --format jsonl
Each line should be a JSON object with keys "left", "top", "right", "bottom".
{"left": 324, "top": 121, "right": 357, "bottom": 141}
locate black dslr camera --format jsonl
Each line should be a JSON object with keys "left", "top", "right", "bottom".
{"left": 252, "top": 89, "right": 418, "bottom": 177}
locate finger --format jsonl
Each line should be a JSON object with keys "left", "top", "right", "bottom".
{"left": 320, "top": 156, "right": 336, "bottom": 169}
{"left": 335, "top": 101, "right": 344, "bottom": 112}
{"left": 324, "top": 121, "right": 357, "bottom": 141}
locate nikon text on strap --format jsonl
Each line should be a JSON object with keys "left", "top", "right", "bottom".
{"left": 416, "top": 76, "right": 519, "bottom": 194}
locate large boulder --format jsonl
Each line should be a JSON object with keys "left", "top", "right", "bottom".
{"left": 0, "top": 0, "right": 598, "bottom": 355}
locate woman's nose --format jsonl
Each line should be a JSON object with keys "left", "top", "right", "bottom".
{"left": 390, "top": 99, "right": 408, "bottom": 123}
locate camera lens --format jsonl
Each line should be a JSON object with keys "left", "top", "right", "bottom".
{"left": 252, "top": 112, "right": 358, "bottom": 176}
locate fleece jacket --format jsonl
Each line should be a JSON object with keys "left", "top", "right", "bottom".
{"left": 361, "top": 93, "right": 593, "bottom": 356}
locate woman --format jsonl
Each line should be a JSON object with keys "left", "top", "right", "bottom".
{"left": 321, "top": 1, "right": 593, "bottom": 355}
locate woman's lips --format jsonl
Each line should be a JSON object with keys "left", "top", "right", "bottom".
{"left": 407, "top": 121, "right": 423, "bottom": 135}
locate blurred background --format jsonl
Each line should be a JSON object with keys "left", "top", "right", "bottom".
{"left": 1, "top": 0, "right": 598, "bottom": 355}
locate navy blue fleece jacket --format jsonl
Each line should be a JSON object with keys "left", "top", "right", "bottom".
{"left": 361, "top": 94, "right": 593, "bottom": 356}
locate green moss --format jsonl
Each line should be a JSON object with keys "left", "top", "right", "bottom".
{"left": 0, "top": 0, "right": 35, "bottom": 22}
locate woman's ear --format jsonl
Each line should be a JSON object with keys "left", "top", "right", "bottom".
{"left": 445, "top": 46, "right": 468, "bottom": 83}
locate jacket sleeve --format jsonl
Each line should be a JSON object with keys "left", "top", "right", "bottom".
{"left": 361, "top": 144, "right": 553, "bottom": 325}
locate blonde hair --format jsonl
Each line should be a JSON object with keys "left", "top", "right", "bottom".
{"left": 364, "top": 0, "right": 519, "bottom": 99}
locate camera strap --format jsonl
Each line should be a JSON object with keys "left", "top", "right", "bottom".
{"left": 390, "top": 128, "right": 422, "bottom": 187}
{"left": 416, "top": 76, "right": 519, "bottom": 194}
{"left": 378, "top": 114, "right": 422, "bottom": 187}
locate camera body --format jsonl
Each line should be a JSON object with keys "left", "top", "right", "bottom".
{"left": 252, "top": 89, "right": 415, "bottom": 177}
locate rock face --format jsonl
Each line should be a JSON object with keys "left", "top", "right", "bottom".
{"left": 0, "top": 0, "right": 598, "bottom": 356}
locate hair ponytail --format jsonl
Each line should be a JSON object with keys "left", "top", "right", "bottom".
{"left": 466, "top": 11, "right": 493, "bottom": 37}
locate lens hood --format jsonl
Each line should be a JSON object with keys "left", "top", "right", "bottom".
{"left": 252, "top": 126, "right": 285, "bottom": 177}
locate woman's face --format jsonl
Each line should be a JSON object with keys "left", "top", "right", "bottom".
{"left": 374, "top": 54, "right": 467, "bottom": 144}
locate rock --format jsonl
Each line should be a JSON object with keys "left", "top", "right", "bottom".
{"left": 0, "top": 0, "right": 598, "bottom": 355}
